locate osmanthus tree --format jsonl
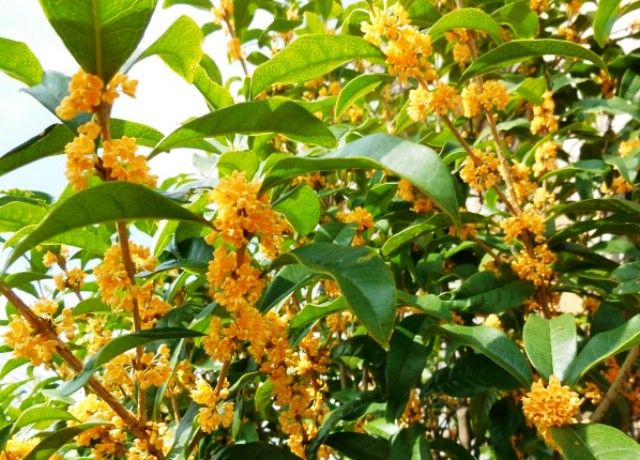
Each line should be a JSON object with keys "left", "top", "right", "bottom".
{"left": 1, "top": 0, "right": 640, "bottom": 458}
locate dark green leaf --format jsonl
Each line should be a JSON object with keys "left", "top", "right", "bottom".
{"left": 551, "top": 424, "right": 640, "bottom": 460}
{"left": 325, "top": 432, "right": 389, "bottom": 460}
{"left": 152, "top": 98, "right": 336, "bottom": 155}
{"left": 565, "top": 314, "right": 640, "bottom": 385}
{"left": 58, "top": 327, "right": 204, "bottom": 396}
{"left": 166, "top": 402, "right": 199, "bottom": 460}
{"left": 386, "top": 316, "right": 432, "bottom": 421}
{"left": 428, "top": 8, "right": 504, "bottom": 44}
{"left": 593, "top": 0, "right": 622, "bottom": 48}
{"left": 438, "top": 324, "right": 532, "bottom": 386}
{"left": 258, "top": 264, "right": 315, "bottom": 312}
{"left": 523, "top": 314, "right": 577, "bottom": 381}
{"left": 138, "top": 15, "right": 203, "bottom": 82}
{"left": 451, "top": 271, "right": 534, "bottom": 314}
{"left": 214, "top": 442, "right": 301, "bottom": 460}
{"left": 24, "top": 423, "right": 106, "bottom": 460}
{"left": 335, "top": 73, "right": 393, "bottom": 118}
{"left": 263, "top": 133, "right": 460, "bottom": 225}
{"left": 460, "top": 39, "right": 607, "bottom": 82}
{"left": 39, "top": 0, "right": 157, "bottom": 80}
{"left": 6, "top": 182, "right": 210, "bottom": 268}
{"left": 0, "top": 124, "right": 73, "bottom": 177}
{"left": 273, "top": 184, "right": 321, "bottom": 235}
{"left": 252, "top": 34, "right": 384, "bottom": 95}
{"left": 275, "top": 243, "right": 396, "bottom": 346}
{"left": 389, "top": 425, "right": 432, "bottom": 460}
{"left": 0, "top": 37, "right": 43, "bottom": 85}
{"left": 289, "top": 297, "right": 348, "bottom": 337}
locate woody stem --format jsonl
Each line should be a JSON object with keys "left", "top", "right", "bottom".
{"left": 0, "top": 279, "right": 164, "bottom": 458}
{"left": 591, "top": 345, "right": 640, "bottom": 423}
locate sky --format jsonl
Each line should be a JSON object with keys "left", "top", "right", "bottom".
{"left": 0, "top": 0, "right": 242, "bottom": 197}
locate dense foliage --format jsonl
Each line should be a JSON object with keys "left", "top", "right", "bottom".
{"left": 1, "top": 0, "right": 640, "bottom": 459}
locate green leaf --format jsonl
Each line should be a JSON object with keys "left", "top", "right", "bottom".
{"left": 0, "top": 125, "right": 72, "bottom": 176}
{"left": 289, "top": 297, "right": 348, "bottom": 339}
{"left": 217, "top": 151, "right": 259, "bottom": 177}
{"left": 39, "top": 0, "right": 157, "bottom": 80}
{"left": 551, "top": 198, "right": 640, "bottom": 219}
{"left": 573, "top": 97, "right": 640, "bottom": 120}
{"left": 386, "top": 317, "right": 431, "bottom": 420}
{"left": 426, "top": 353, "right": 521, "bottom": 396}
{"left": 58, "top": 327, "right": 204, "bottom": 396}
{"left": 551, "top": 424, "right": 640, "bottom": 460}
{"left": 72, "top": 297, "right": 111, "bottom": 316}
{"left": 273, "top": 184, "right": 321, "bottom": 235}
{"left": 163, "top": 0, "right": 211, "bottom": 9}
{"left": 335, "top": 73, "right": 393, "bottom": 118}
{"left": 109, "top": 119, "right": 164, "bottom": 147}
{"left": 460, "top": 39, "right": 607, "bottom": 82}
{"left": 193, "top": 66, "right": 234, "bottom": 108}
{"left": 13, "top": 404, "right": 77, "bottom": 430}
{"left": 275, "top": 243, "right": 396, "bottom": 346}
{"left": 438, "top": 324, "right": 532, "bottom": 386}
{"left": 428, "top": 8, "right": 504, "bottom": 44}
{"left": 565, "top": 314, "right": 640, "bottom": 385}
{"left": 381, "top": 217, "right": 446, "bottom": 257}
{"left": 263, "top": 133, "right": 460, "bottom": 225}
{"left": 138, "top": 15, "right": 203, "bottom": 82}
{"left": 166, "top": 402, "right": 199, "bottom": 460}
{"left": 214, "top": 442, "right": 301, "bottom": 460}
{"left": 523, "top": 314, "right": 577, "bottom": 381}
{"left": 24, "top": 423, "right": 106, "bottom": 460}
{"left": 594, "top": 0, "right": 622, "bottom": 48}
{"left": 325, "top": 432, "right": 390, "bottom": 460}
{"left": 23, "top": 71, "right": 89, "bottom": 128}
{"left": 493, "top": 1, "right": 538, "bottom": 38}
{"left": 252, "top": 34, "right": 384, "bottom": 95}
{"left": 5, "top": 182, "right": 210, "bottom": 269}
{"left": 0, "top": 37, "right": 43, "bottom": 85}
{"left": 389, "top": 425, "right": 432, "bottom": 460}
{"left": 152, "top": 98, "right": 336, "bottom": 156}
{"left": 451, "top": 271, "right": 534, "bottom": 314}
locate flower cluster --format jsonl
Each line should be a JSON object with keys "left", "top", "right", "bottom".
{"left": 4, "top": 315, "right": 57, "bottom": 367}
{"left": 461, "top": 80, "right": 510, "bottom": 118}
{"left": 445, "top": 29, "right": 472, "bottom": 67}
{"left": 397, "top": 178, "right": 434, "bottom": 213}
{"left": 69, "top": 394, "right": 127, "bottom": 459}
{"left": 362, "top": 3, "right": 435, "bottom": 83}
{"left": 336, "top": 206, "right": 375, "bottom": 245}
{"left": 531, "top": 91, "right": 559, "bottom": 135}
{"left": 191, "top": 378, "right": 235, "bottom": 433}
{"left": 136, "top": 344, "right": 171, "bottom": 390}
{"left": 408, "top": 83, "right": 462, "bottom": 121}
{"left": 511, "top": 244, "right": 556, "bottom": 286}
{"left": 522, "top": 375, "right": 581, "bottom": 445}
{"left": 532, "top": 141, "right": 558, "bottom": 176}
{"left": 0, "top": 437, "right": 39, "bottom": 460}
{"left": 102, "top": 136, "right": 157, "bottom": 187}
{"left": 459, "top": 149, "right": 500, "bottom": 193}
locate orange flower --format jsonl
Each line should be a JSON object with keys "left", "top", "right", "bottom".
{"left": 102, "top": 136, "right": 157, "bottom": 187}
{"left": 522, "top": 375, "right": 581, "bottom": 445}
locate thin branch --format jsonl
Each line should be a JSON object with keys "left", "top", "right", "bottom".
{"left": 591, "top": 346, "right": 640, "bottom": 423}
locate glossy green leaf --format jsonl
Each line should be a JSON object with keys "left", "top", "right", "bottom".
{"left": 325, "top": 432, "right": 389, "bottom": 460}
{"left": 493, "top": 1, "right": 538, "bottom": 38}
{"left": 438, "top": 324, "right": 532, "bottom": 386}
{"left": 594, "top": 0, "right": 622, "bottom": 48}
{"left": 273, "top": 184, "right": 321, "bottom": 235}
{"left": 523, "top": 314, "right": 577, "bottom": 381}
{"left": 13, "top": 405, "right": 77, "bottom": 429}
{"left": 258, "top": 264, "right": 316, "bottom": 312}
{"left": 289, "top": 297, "right": 348, "bottom": 339}
{"left": 165, "top": 402, "right": 199, "bottom": 460}
{"left": 386, "top": 317, "right": 431, "bottom": 420}
{"left": 263, "top": 133, "right": 460, "bottom": 225}
{"left": 450, "top": 271, "right": 534, "bottom": 314}
{"left": 217, "top": 151, "right": 259, "bottom": 177}
{"left": 252, "top": 34, "right": 384, "bottom": 95}
{"left": 428, "top": 8, "right": 504, "bottom": 44}
{"left": 0, "top": 37, "right": 43, "bottom": 86}
{"left": 214, "top": 442, "right": 301, "bottom": 460}
{"left": 381, "top": 218, "right": 445, "bottom": 257}
{"left": 275, "top": 243, "right": 396, "bottom": 346}
{"left": 163, "top": 0, "right": 211, "bottom": 9}
{"left": 460, "top": 39, "right": 607, "bottom": 82}
{"left": 138, "top": 15, "right": 203, "bottom": 82}
{"left": 551, "top": 424, "right": 640, "bottom": 460}
{"left": 152, "top": 98, "right": 336, "bottom": 155}
{"left": 109, "top": 119, "right": 165, "bottom": 147}
{"left": 72, "top": 297, "right": 110, "bottom": 316}
{"left": 58, "top": 327, "right": 204, "bottom": 396}
{"left": 426, "top": 353, "right": 521, "bottom": 396}
{"left": 335, "top": 73, "right": 393, "bottom": 118}
{"left": 389, "top": 425, "right": 432, "bottom": 460}
{"left": 39, "top": 0, "right": 157, "bottom": 80}
{"left": 551, "top": 198, "right": 640, "bottom": 219}
{"left": 24, "top": 423, "right": 106, "bottom": 460}
{"left": 0, "top": 125, "right": 71, "bottom": 176}
{"left": 5, "top": 182, "right": 210, "bottom": 268}
{"left": 193, "top": 66, "right": 234, "bottom": 108}
{"left": 565, "top": 314, "right": 640, "bottom": 384}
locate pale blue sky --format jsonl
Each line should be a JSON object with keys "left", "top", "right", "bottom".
{"left": 0, "top": 0, "right": 240, "bottom": 196}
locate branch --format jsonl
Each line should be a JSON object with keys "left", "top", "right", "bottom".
{"left": 591, "top": 346, "right": 640, "bottom": 423}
